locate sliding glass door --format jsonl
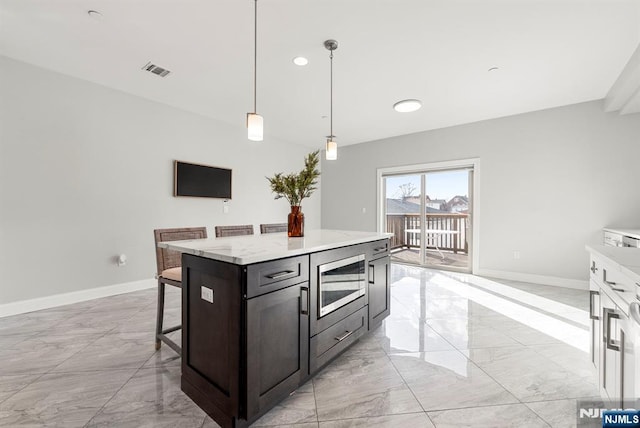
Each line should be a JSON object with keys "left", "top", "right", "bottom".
{"left": 384, "top": 173, "right": 424, "bottom": 265}
{"left": 382, "top": 165, "right": 474, "bottom": 273}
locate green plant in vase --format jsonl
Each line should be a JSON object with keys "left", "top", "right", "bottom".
{"left": 267, "top": 150, "right": 320, "bottom": 237}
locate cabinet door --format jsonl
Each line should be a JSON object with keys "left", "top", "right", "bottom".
{"left": 246, "top": 283, "right": 309, "bottom": 419}
{"left": 620, "top": 315, "right": 636, "bottom": 407}
{"left": 589, "top": 283, "right": 600, "bottom": 373}
{"left": 368, "top": 256, "right": 390, "bottom": 329}
{"left": 601, "top": 291, "right": 622, "bottom": 406}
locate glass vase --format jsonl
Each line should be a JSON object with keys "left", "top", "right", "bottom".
{"left": 288, "top": 206, "right": 304, "bottom": 237}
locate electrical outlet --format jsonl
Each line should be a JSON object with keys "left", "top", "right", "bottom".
{"left": 223, "top": 205, "right": 229, "bottom": 214}
{"left": 513, "top": 251, "right": 521, "bottom": 260}
{"left": 201, "top": 286, "right": 214, "bottom": 303}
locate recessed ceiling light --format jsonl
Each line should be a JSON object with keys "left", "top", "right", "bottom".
{"left": 393, "top": 99, "right": 422, "bottom": 113}
{"left": 87, "top": 10, "right": 103, "bottom": 20}
{"left": 293, "top": 57, "right": 308, "bottom": 66}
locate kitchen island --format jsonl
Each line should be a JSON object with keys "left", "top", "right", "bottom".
{"left": 159, "top": 229, "right": 391, "bottom": 428}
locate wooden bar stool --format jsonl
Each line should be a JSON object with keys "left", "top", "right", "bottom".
{"left": 214, "top": 224, "right": 254, "bottom": 237}
{"left": 153, "top": 227, "right": 207, "bottom": 355}
{"left": 260, "top": 223, "right": 287, "bottom": 234}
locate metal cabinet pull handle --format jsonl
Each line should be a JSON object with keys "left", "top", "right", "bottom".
{"left": 335, "top": 330, "right": 353, "bottom": 342}
{"left": 266, "top": 270, "right": 295, "bottom": 279}
{"left": 604, "top": 308, "right": 621, "bottom": 352}
{"left": 589, "top": 290, "right": 599, "bottom": 320}
{"left": 602, "top": 269, "right": 616, "bottom": 286}
{"left": 590, "top": 262, "right": 598, "bottom": 274}
{"left": 602, "top": 269, "right": 624, "bottom": 292}
{"left": 374, "top": 246, "right": 387, "bottom": 252}
{"left": 300, "top": 287, "right": 309, "bottom": 315}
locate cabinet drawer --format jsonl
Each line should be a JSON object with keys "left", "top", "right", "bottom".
{"left": 246, "top": 255, "right": 309, "bottom": 298}
{"left": 368, "top": 239, "right": 390, "bottom": 260}
{"left": 600, "top": 265, "right": 635, "bottom": 295}
{"left": 310, "top": 307, "right": 367, "bottom": 373}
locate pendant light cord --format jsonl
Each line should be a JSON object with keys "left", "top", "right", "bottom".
{"left": 330, "top": 49, "right": 333, "bottom": 137}
{"left": 253, "top": 0, "right": 257, "bottom": 114}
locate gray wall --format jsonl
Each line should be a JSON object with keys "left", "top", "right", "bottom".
{"left": 321, "top": 101, "right": 640, "bottom": 282}
{"left": 0, "top": 56, "right": 320, "bottom": 305}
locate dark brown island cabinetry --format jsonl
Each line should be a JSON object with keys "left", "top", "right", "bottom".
{"left": 368, "top": 242, "right": 391, "bottom": 329}
{"left": 179, "top": 238, "right": 390, "bottom": 428}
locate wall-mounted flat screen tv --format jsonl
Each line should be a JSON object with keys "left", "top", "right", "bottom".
{"left": 174, "top": 161, "right": 232, "bottom": 199}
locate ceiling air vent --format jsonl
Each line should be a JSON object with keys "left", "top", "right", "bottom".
{"left": 142, "top": 62, "right": 171, "bottom": 77}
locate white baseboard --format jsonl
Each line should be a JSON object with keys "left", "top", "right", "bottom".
{"left": 0, "top": 278, "right": 156, "bottom": 318}
{"left": 475, "top": 268, "right": 588, "bottom": 290}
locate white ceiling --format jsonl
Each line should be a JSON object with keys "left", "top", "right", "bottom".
{"left": 1, "top": 0, "right": 639, "bottom": 149}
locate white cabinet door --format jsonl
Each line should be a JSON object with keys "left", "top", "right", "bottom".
{"left": 590, "top": 281, "right": 601, "bottom": 373}
{"left": 600, "top": 291, "right": 623, "bottom": 406}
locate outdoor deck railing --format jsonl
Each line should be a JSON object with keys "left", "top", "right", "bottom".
{"left": 386, "top": 213, "right": 469, "bottom": 254}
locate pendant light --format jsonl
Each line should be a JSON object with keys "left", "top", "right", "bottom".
{"left": 247, "top": 0, "right": 263, "bottom": 141}
{"left": 324, "top": 39, "right": 338, "bottom": 160}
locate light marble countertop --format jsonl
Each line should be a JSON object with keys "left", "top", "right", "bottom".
{"left": 586, "top": 244, "right": 640, "bottom": 308}
{"left": 158, "top": 229, "right": 392, "bottom": 265}
{"left": 586, "top": 244, "right": 640, "bottom": 282}
{"left": 603, "top": 227, "right": 640, "bottom": 240}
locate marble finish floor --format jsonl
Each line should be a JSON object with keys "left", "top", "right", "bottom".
{"left": 0, "top": 265, "right": 598, "bottom": 427}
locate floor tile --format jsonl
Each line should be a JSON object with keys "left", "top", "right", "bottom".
{"left": 529, "top": 343, "right": 595, "bottom": 378}
{"left": 525, "top": 398, "right": 591, "bottom": 428}
{"left": 467, "top": 345, "right": 599, "bottom": 402}
{"left": 51, "top": 331, "right": 156, "bottom": 372}
{"left": 201, "top": 416, "right": 223, "bottom": 428}
{"left": 41, "top": 309, "right": 139, "bottom": 336}
{"left": 0, "top": 334, "right": 35, "bottom": 349}
{"left": 428, "top": 403, "right": 550, "bottom": 427}
{"left": 318, "top": 412, "right": 434, "bottom": 427}
{"left": 376, "top": 318, "right": 456, "bottom": 353}
{"left": 0, "top": 334, "right": 101, "bottom": 376}
{"left": 253, "top": 423, "right": 318, "bottom": 428}
{"left": 390, "top": 351, "right": 518, "bottom": 411}
{"left": 252, "top": 381, "right": 317, "bottom": 426}
{"left": 109, "top": 305, "right": 180, "bottom": 336}
{"left": 0, "top": 308, "right": 80, "bottom": 337}
{"left": 85, "top": 366, "right": 206, "bottom": 427}
{"left": 0, "top": 374, "right": 41, "bottom": 403}
{"left": 426, "top": 317, "right": 520, "bottom": 350}
{"left": 142, "top": 345, "right": 181, "bottom": 368}
{"left": 313, "top": 354, "right": 422, "bottom": 420}
{"left": 0, "top": 369, "right": 136, "bottom": 427}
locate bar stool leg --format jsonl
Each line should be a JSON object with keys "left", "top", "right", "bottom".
{"left": 155, "top": 279, "right": 165, "bottom": 350}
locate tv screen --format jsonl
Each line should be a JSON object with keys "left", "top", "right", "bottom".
{"left": 174, "top": 161, "right": 232, "bottom": 199}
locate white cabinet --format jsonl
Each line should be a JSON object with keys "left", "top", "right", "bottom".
{"left": 589, "top": 251, "right": 638, "bottom": 408}
{"left": 599, "top": 289, "right": 623, "bottom": 405}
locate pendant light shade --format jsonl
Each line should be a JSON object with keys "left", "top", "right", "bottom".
{"left": 324, "top": 39, "right": 338, "bottom": 160}
{"left": 247, "top": 0, "right": 263, "bottom": 141}
{"left": 247, "top": 113, "right": 263, "bottom": 141}
{"left": 326, "top": 138, "right": 337, "bottom": 160}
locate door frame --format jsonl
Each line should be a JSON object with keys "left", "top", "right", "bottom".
{"left": 376, "top": 158, "right": 480, "bottom": 274}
